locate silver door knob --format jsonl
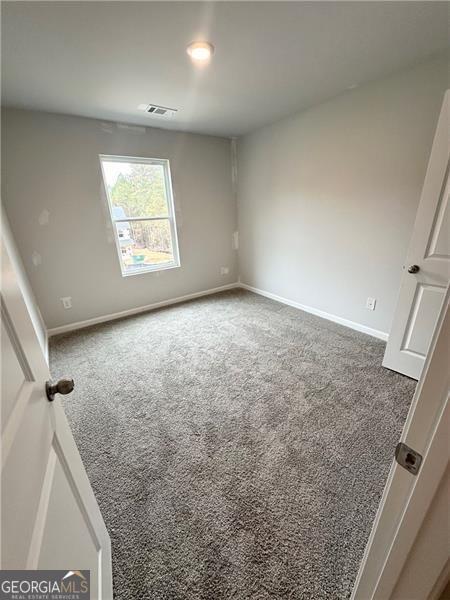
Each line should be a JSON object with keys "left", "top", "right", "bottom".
{"left": 407, "top": 265, "right": 420, "bottom": 274}
{"left": 46, "top": 378, "right": 74, "bottom": 402}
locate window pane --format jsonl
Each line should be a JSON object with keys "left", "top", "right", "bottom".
{"left": 116, "top": 219, "right": 175, "bottom": 274}
{"left": 102, "top": 160, "right": 169, "bottom": 218}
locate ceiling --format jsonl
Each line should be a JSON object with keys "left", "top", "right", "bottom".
{"left": 2, "top": 2, "right": 449, "bottom": 137}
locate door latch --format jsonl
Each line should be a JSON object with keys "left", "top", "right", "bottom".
{"left": 395, "top": 442, "right": 422, "bottom": 476}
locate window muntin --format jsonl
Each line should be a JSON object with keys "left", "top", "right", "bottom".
{"left": 100, "top": 155, "right": 180, "bottom": 276}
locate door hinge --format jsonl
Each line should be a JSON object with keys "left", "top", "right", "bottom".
{"left": 395, "top": 442, "right": 423, "bottom": 476}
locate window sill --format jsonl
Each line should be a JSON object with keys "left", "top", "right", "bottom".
{"left": 121, "top": 261, "right": 180, "bottom": 277}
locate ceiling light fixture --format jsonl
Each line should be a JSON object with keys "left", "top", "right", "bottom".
{"left": 187, "top": 41, "right": 214, "bottom": 63}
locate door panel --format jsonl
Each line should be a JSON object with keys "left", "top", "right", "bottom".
{"left": 426, "top": 172, "right": 449, "bottom": 258}
{"left": 1, "top": 320, "right": 26, "bottom": 428}
{"left": 401, "top": 284, "right": 446, "bottom": 357}
{"left": 38, "top": 450, "right": 100, "bottom": 598}
{"left": 383, "top": 91, "right": 450, "bottom": 379}
{"left": 1, "top": 233, "right": 112, "bottom": 596}
{"left": 1, "top": 385, "right": 52, "bottom": 568}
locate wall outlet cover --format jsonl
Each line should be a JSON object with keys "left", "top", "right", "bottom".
{"left": 61, "top": 296, "right": 72, "bottom": 309}
{"left": 366, "top": 297, "right": 376, "bottom": 311}
{"left": 220, "top": 267, "right": 230, "bottom": 275}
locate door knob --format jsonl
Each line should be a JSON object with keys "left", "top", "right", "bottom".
{"left": 46, "top": 378, "right": 74, "bottom": 402}
{"left": 407, "top": 264, "right": 420, "bottom": 274}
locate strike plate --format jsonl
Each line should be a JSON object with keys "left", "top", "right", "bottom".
{"left": 395, "top": 442, "right": 422, "bottom": 476}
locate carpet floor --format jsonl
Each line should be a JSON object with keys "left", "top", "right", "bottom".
{"left": 49, "top": 289, "right": 416, "bottom": 600}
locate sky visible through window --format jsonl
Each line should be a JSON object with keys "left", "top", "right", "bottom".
{"left": 102, "top": 161, "right": 131, "bottom": 189}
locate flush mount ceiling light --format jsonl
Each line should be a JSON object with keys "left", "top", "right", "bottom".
{"left": 186, "top": 41, "right": 214, "bottom": 63}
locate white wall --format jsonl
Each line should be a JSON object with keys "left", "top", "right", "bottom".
{"left": 237, "top": 56, "right": 448, "bottom": 335}
{"left": 2, "top": 109, "right": 237, "bottom": 329}
{"left": 2, "top": 208, "right": 48, "bottom": 358}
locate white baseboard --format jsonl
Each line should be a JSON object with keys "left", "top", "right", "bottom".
{"left": 239, "top": 282, "right": 389, "bottom": 341}
{"left": 47, "top": 282, "right": 239, "bottom": 336}
{"left": 48, "top": 280, "right": 389, "bottom": 342}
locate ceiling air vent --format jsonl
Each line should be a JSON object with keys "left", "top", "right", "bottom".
{"left": 137, "top": 103, "right": 178, "bottom": 118}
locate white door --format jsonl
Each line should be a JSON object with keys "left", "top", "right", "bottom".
{"left": 383, "top": 91, "right": 450, "bottom": 380}
{"left": 1, "top": 235, "right": 112, "bottom": 598}
{"left": 352, "top": 287, "right": 449, "bottom": 599}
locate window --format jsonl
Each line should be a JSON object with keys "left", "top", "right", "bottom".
{"left": 99, "top": 155, "right": 180, "bottom": 276}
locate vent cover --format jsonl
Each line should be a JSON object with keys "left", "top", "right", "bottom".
{"left": 138, "top": 103, "right": 178, "bottom": 118}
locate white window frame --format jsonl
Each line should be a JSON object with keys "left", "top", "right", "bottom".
{"left": 99, "top": 154, "right": 180, "bottom": 277}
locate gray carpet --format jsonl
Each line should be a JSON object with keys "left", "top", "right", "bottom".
{"left": 49, "top": 289, "right": 415, "bottom": 600}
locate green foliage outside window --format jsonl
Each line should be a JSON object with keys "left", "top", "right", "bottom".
{"left": 110, "top": 164, "right": 172, "bottom": 253}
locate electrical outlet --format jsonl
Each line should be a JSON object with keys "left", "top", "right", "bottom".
{"left": 220, "top": 266, "right": 230, "bottom": 276}
{"left": 61, "top": 296, "right": 72, "bottom": 309}
{"left": 366, "top": 297, "right": 376, "bottom": 311}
